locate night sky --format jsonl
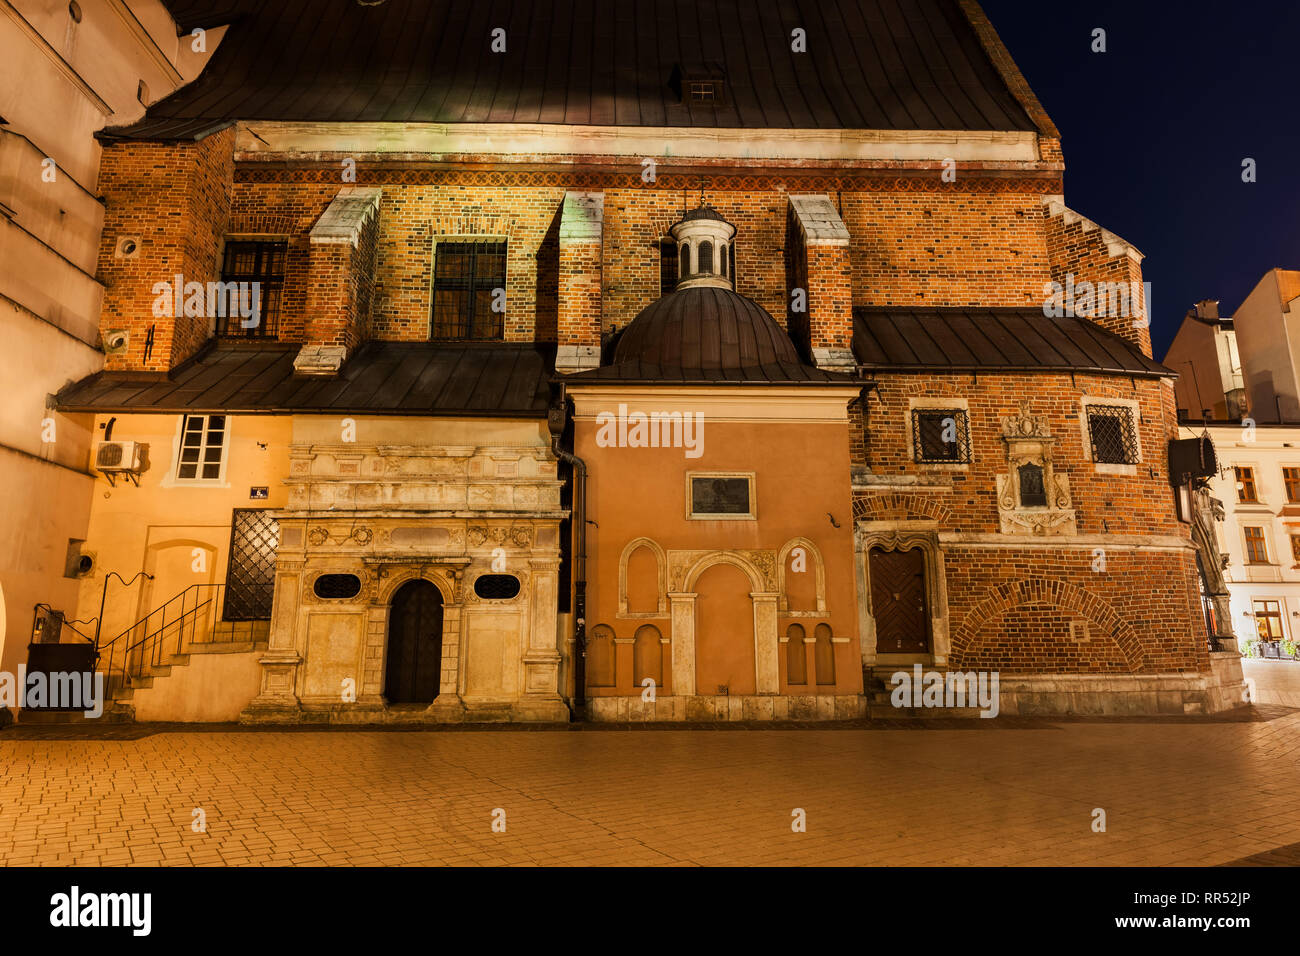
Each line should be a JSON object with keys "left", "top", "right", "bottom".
{"left": 980, "top": 0, "right": 1300, "bottom": 358}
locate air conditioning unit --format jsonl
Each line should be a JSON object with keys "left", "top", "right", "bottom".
{"left": 93, "top": 440, "right": 143, "bottom": 486}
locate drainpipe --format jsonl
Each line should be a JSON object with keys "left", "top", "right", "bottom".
{"left": 548, "top": 386, "right": 588, "bottom": 718}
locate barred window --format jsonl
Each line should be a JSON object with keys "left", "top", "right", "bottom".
{"left": 1086, "top": 404, "right": 1139, "bottom": 464}
{"left": 176, "top": 414, "right": 227, "bottom": 481}
{"left": 660, "top": 239, "right": 678, "bottom": 295}
{"left": 912, "top": 409, "right": 971, "bottom": 464}
{"left": 218, "top": 240, "right": 286, "bottom": 337}
{"left": 431, "top": 241, "right": 507, "bottom": 340}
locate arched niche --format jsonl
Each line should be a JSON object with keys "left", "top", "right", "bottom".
{"left": 587, "top": 623, "right": 617, "bottom": 688}
{"left": 618, "top": 537, "right": 668, "bottom": 618}
{"left": 777, "top": 537, "right": 827, "bottom": 617}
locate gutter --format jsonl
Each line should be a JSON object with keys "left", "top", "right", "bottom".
{"left": 547, "top": 382, "right": 588, "bottom": 719}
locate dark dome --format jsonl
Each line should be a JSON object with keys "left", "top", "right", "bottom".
{"left": 613, "top": 286, "right": 801, "bottom": 370}
{"left": 676, "top": 204, "right": 730, "bottom": 224}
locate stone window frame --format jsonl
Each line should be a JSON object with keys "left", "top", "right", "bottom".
{"left": 1283, "top": 465, "right": 1300, "bottom": 503}
{"left": 1078, "top": 396, "right": 1142, "bottom": 475}
{"left": 1234, "top": 464, "right": 1262, "bottom": 504}
{"left": 617, "top": 536, "right": 669, "bottom": 619}
{"left": 428, "top": 234, "right": 510, "bottom": 341}
{"left": 685, "top": 471, "right": 757, "bottom": 521}
{"left": 1241, "top": 524, "right": 1272, "bottom": 565}
{"left": 163, "top": 413, "right": 231, "bottom": 488}
{"left": 907, "top": 397, "right": 972, "bottom": 471}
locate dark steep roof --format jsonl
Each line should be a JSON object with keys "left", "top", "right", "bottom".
{"left": 56, "top": 342, "right": 554, "bottom": 416}
{"left": 568, "top": 286, "right": 859, "bottom": 386}
{"left": 106, "top": 0, "right": 1038, "bottom": 140}
{"left": 852, "top": 308, "right": 1172, "bottom": 378}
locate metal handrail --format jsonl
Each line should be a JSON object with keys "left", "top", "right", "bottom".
{"left": 29, "top": 604, "right": 97, "bottom": 645}
{"left": 96, "top": 584, "right": 270, "bottom": 695}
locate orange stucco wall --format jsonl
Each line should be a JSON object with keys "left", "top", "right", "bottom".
{"left": 576, "top": 408, "right": 861, "bottom": 697}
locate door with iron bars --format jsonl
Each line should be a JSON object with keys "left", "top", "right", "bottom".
{"left": 224, "top": 509, "right": 280, "bottom": 620}
{"left": 869, "top": 547, "right": 930, "bottom": 653}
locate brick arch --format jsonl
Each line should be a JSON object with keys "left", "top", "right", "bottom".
{"left": 852, "top": 493, "right": 952, "bottom": 525}
{"left": 227, "top": 213, "right": 299, "bottom": 237}
{"left": 951, "top": 578, "right": 1145, "bottom": 671}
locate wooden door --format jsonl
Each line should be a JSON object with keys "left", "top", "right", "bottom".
{"left": 385, "top": 580, "right": 444, "bottom": 703}
{"left": 869, "top": 548, "right": 930, "bottom": 653}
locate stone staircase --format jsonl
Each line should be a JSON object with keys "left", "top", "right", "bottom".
{"left": 18, "top": 638, "right": 268, "bottom": 725}
{"left": 864, "top": 666, "right": 990, "bottom": 719}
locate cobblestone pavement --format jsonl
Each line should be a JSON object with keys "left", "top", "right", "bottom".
{"left": 0, "top": 665, "right": 1296, "bottom": 867}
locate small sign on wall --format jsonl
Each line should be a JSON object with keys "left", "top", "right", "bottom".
{"left": 249, "top": 487, "right": 269, "bottom": 500}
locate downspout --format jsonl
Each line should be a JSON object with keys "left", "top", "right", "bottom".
{"left": 548, "top": 385, "right": 588, "bottom": 718}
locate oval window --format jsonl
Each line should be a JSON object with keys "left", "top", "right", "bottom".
{"left": 474, "top": 574, "right": 521, "bottom": 600}
{"left": 314, "top": 573, "right": 361, "bottom": 599}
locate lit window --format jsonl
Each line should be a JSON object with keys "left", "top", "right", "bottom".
{"left": 1290, "top": 535, "right": 1300, "bottom": 564}
{"left": 1235, "top": 466, "right": 1259, "bottom": 503}
{"left": 1253, "top": 599, "right": 1284, "bottom": 640}
{"left": 431, "top": 241, "right": 507, "bottom": 340}
{"left": 912, "top": 409, "right": 970, "bottom": 464}
{"left": 1086, "top": 404, "right": 1138, "bottom": 464}
{"left": 176, "top": 414, "right": 227, "bottom": 481}
{"left": 1284, "top": 467, "right": 1300, "bottom": 502}
{"left": 1244, "top": 526, "right": 1269, "bottom": 564}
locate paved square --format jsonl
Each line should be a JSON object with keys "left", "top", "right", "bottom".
{"left": 1, "top": 661, "right": 1295, "bottom": 867}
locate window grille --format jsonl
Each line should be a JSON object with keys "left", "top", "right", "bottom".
{"left": 474, "top": 574, "right": 521, "bottom": 600}
{"left": 911, "top": 409, "right": 971, "bottom": 464}
{"left": 224, "top": 509, "right": 279, "bottom": 621}
{"left": 660, "top": 239, "right": 678, "bottom": 294}
{"left": 1086, "top": 405, "right": 1139, "bottom": 464}
{"left": 217, "top": 240, "right": 286, "bottom": 337}
{"left": 431, "top": 241, "right": 507, "bottom": 340}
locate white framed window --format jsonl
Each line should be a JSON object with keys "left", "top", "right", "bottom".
{"left": 174, "top": 414, "right": 229, "bottom": 482}
{"left": 1079, "top": 397, "right": 1141, "bottom": 474}
{"left": 686, "top": 472, "right": 756, "bottom": 520}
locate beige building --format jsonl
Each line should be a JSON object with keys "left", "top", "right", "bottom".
{"left": 1165, "top": 299, "right": 1245, "bottom": 421}
{"left": 1181, "top": 422, "right": 1300, "bottom": 653}
{"left": 0, "top": 0, "right": 216, "bottom": 686}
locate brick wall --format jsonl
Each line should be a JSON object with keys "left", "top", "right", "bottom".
{"left": 1044, "top": 204, "right": 1153, "bottom": 357}
{"left": 96, "top": 127, "right": 235, "bottom": 371}
{"left": 303, "top": 200, "right": 381, "bottom": 353}
{"left": 855, "top": 371, "right": 1206, "bottom": 675}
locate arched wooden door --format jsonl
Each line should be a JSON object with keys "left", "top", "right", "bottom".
{"left": 869, "top": 547, "right": 930, "bottom": 653}
{"left": 385, "top": 580, "right": 444, "bottom": 703}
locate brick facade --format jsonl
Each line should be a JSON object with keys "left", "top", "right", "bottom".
{"left": 96, "top": 126, "right": 235, "bottom": 371}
